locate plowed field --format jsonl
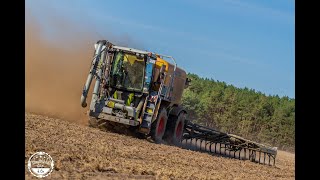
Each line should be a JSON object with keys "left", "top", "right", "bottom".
{"left": 25, "top": 113, "right": 294, "bottom": 180}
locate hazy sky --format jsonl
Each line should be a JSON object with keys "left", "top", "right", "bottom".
{"left": 26, "top": 0, "right": 295, "bottom": 98}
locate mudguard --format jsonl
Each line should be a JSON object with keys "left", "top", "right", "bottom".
{"left": 168, "top": 105, "right": 187, "bottom": 117}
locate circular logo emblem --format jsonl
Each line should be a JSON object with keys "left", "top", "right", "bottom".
{"left": 28, "top": 152, "right": 54, "bottom": 178}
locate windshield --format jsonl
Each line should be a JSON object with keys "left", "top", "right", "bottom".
{"left": 110, "top": 52, "right": 145, "bottom": 91}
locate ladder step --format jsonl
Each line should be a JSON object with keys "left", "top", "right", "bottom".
{"left": 146, "top": 105, "right": 155, "bottom": 108}
{"left": 144, "top": 112, "right": 154, "bottom": 116}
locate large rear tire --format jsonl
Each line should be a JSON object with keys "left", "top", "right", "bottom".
{"left": 164, "top": 112, "right": 186, "bottom": 146}
{"left": 150, "top": 108, "right": 168, "bottom": 144}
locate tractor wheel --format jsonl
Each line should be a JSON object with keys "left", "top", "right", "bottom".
{"left": 164, "top": 112, "right": 186, "bottom": 146}
{"left": 88, "top": 117, "right": 113, "bottom": 131}
{"left": 88, "top": 117, "right": 99, "bottom": 128}
{"left": 150, "top": 108, "right": 168, "bottom": 144}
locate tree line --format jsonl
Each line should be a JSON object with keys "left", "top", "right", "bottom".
{"left": 181, "top": 73, "right": 295, "bottom": 152}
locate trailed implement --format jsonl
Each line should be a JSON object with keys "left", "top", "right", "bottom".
{"left": 181, "top": 120, "right": 277, "bottom": 165}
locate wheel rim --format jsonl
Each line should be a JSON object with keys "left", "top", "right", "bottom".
{"left": 157, "top": 117, "right": 165, "bottom": 136}
{"left": 175, "top": 121, "right": 183, "bottom": 139}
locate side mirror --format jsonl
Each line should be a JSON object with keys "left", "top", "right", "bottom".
{"left": 185, "top": 78, "right": 191, "bottom": 87}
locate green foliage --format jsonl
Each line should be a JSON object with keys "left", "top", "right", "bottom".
{"left": 182, "top": 73, "right": 295, "bottom": 151}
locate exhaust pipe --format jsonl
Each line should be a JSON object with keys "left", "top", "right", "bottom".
{"left": 81, "top": 40, "right": 107, "bottom": 107}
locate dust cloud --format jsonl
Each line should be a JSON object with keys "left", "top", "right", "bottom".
{"left": 25, "top": 11, "right": 140, "bottom": 125}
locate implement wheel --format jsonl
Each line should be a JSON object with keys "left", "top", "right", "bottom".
{"left": 151, "top": 108, "right": 168, "bottom": 144}
{"left": 165, "top": 112, "right": 186, "bottom": 145}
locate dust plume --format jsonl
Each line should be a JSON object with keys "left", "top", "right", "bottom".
{"left": 25, "top": 12, "right": 141, "bottom": 125}
{"left": 26, "top": 18, "right": 93, "bottom": 124}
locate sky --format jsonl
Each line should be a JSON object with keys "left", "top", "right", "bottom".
{"left": 26, "top": 0, "right": 295, "bottom": 98}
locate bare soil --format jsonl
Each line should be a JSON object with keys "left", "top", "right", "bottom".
{"left": 25, "top": 113, "right": 294, "bottom": 180}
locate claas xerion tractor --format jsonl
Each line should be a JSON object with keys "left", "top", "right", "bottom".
{"left": 80, "top": 40, "right": 190, "bottom": 144}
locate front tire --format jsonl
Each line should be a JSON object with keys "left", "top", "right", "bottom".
{"left": 150, "top": 108, "right": 168, "bottom": 144}
{"left": 88, "top": 117, "right": 114, "bottom": 131}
